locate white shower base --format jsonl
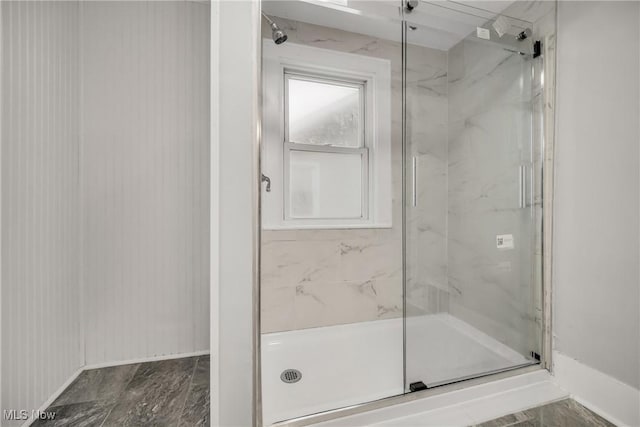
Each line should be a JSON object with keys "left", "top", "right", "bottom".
{"left": 261, "top": 313, "right": 534, "bottom": 426}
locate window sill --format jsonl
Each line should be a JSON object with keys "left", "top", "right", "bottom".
{"left": 262, "top": 222, "right": 392, "bottom": 231}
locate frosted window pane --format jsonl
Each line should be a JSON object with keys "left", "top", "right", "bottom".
{"left": 287, "top": 77, "right": 362, "bottom": 148}
{"left": 289, "top": 150, "right": 362, "bottom": 219}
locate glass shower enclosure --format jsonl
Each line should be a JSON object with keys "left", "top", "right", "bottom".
{"left": 259, "top": 0, "right": 552, "bottom": 424}
{"left": 404, "top": 2, "right": 544, "bottom": 390}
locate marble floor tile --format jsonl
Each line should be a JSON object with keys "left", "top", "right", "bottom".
{"left": 476, "top": 399, "right": 616, "bottom": 427}
{"left": 32, "top": 400, "right": 115, "bottom": 427}
{"left": 178, "top": 383, "right": 210, "bottom": 426}
{"left": 51, "top": 364, "right": 139, "bottom": 406}
{"left": 38, "top": 356, "right": 210, "bottom": 427}
{"left": 193, "top": 355, "right": 210, "bottom": 386}
{"left": 101, "top": 357, "right": 198, "bottom": 426}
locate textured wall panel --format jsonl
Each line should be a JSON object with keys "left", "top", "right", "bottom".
{"left": 0, "top": 2, "right": 82, "bottom": 424}
{"left": 81, "top": 1, "right": 210, "bottom": 365}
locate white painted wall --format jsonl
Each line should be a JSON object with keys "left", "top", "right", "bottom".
{"left": 0, "top": 2, "right": 83, "bottom": 425}
{"left": 81, "top": 1, "right": 210, "bottom": 365}
{"left": 554, "top": 0, "right": 639, "bottom": 393}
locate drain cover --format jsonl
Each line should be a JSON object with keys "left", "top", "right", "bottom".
{"left": 280, "top": 369, "right": 302, "bottom": 384}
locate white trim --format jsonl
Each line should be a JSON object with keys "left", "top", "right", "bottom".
{"left": 82, "top": 351, "right": 211, "bottom": 371}
{"left": 216, "top": 2, "right": 261, "bottom": 425}
{"left": 551, "top": 351, "right": 640, "bottom": 427}
{"left": 315, "top": 370, "right": 568, "bottom": 426}
{"left": 262, "top": 41, "right": 391, "bottom": 230}
{"left": 22, "top": 368, "right": 83, "bottom": 427}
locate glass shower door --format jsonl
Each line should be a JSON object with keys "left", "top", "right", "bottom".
{"left": 404, "top": 5, "right": 543, "bottom": 390}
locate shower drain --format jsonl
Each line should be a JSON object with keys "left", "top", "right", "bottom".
{"left": 280, "top": 369, "right": 302, "bottom": 384}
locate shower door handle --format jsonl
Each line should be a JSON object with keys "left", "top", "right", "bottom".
{"left": 518, "top": 165, "right": 526, "bottom": 208}
{"left": 412, "top": 156, "right": 417, "bottom": 207}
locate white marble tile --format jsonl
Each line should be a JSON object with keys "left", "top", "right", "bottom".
{"left": 446, "top": 20, "right": 546, "bottom": 356}
{"left": 261, "top": 286, "right": 296, "bottom": 334}
{"left": 372, "top": 279, "right": 403, "bottom": 320}
{"left": 338, "top": 238, "right": 402, "bottom": 282}
{"left": 294, "top": 281, "right": 379, "bottom": 330}
{"left": 261, "top": 239, "right": 340, "bottom": 290}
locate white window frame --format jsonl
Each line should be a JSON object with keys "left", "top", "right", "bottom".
{"left": 262, "top": 41, "right": 391, "bottom": 230}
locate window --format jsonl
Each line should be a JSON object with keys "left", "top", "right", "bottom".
{"left": 262, "top": 42, "right": 391, "bottom": 229}
{"left": 285, "top": 73, "right": 368, "bottom": 220}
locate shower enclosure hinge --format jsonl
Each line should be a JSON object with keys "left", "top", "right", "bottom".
{"left": 409, "top": 381, "right": 428, "bottom": 392}
{"left": 530, "top": 351, "right": 541, "bottom": 361}
{"left": 533, "top": 41, "right": 542, "bottom": 58}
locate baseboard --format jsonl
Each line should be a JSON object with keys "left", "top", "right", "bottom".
{"left": 83, "top": 350, "right": 210, "bottom": 370}
{"left": 551, "top": 351, "right": 640, "bottom": 426}
{"left": 22, "top": 367, "right": 84, "bottom": 427}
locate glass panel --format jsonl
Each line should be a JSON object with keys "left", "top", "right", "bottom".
{"left": 260, "top": 3, "right": 403, "bottom": 424}
{"left": 288, "top": 149, "right": 363, "bottom": 219}
{"left": 261, "top": 0, "right": 552, "bottom": 423}
{"left": 404, "top": 13, "right": 542, "bottom": 390}
{"left": 287, "top": 76, "right": 363, "bottom": 147}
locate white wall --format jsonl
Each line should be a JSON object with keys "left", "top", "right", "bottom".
{"left": 554, "top": 0, "right": 639, "bottom": 392}
{"left": 0, "top": 2, "right": 83, "bottom": 424}
{"left": 81, "top": 1, "right": 210, "bottom": 365}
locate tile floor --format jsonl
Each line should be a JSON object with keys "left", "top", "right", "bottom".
{"left": 31, "top": 356, "right": 614, "bottom": 427}
{"left": 477, "top": 398, "right": 616, "bottom": 427}
{"left": 33, "top": 355, "right": 209, "bottom": 427}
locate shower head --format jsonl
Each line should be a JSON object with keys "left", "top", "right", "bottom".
{"left": 405, "top": 0, "right": 419, "bottom": 12}
{"left": 262, "top": 13, "right": 288, "bottom": 45}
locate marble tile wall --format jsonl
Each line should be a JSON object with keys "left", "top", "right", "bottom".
{"left": 260, "top": 18, "right": 449, "bottom": 333}
{"left": 261, "top": 1, "right": 554, "bottom": 336}
{"left": 446, "top": 3, "right": 555, "bottom": 356}
{"left": 405, "top": 36, "right": 450, "bottom": 316}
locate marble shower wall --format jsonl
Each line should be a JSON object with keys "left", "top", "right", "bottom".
{"left": 260, "top": 19, "right": 449, "bottom": 333}
{"left": 446, "top": 2, "right": 555, "bottom": 356}
{"left": 447, "top": 37, "right": 534, "bottom": 355}
{"left": 261, "top": 1, "right": 554, "bottom": 336}
{"left": 405, "top": 39, "right": 449, "bottom": 316}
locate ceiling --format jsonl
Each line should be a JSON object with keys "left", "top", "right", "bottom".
{"left": 262, "top": 0, "right": 534, "bottom": 51}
